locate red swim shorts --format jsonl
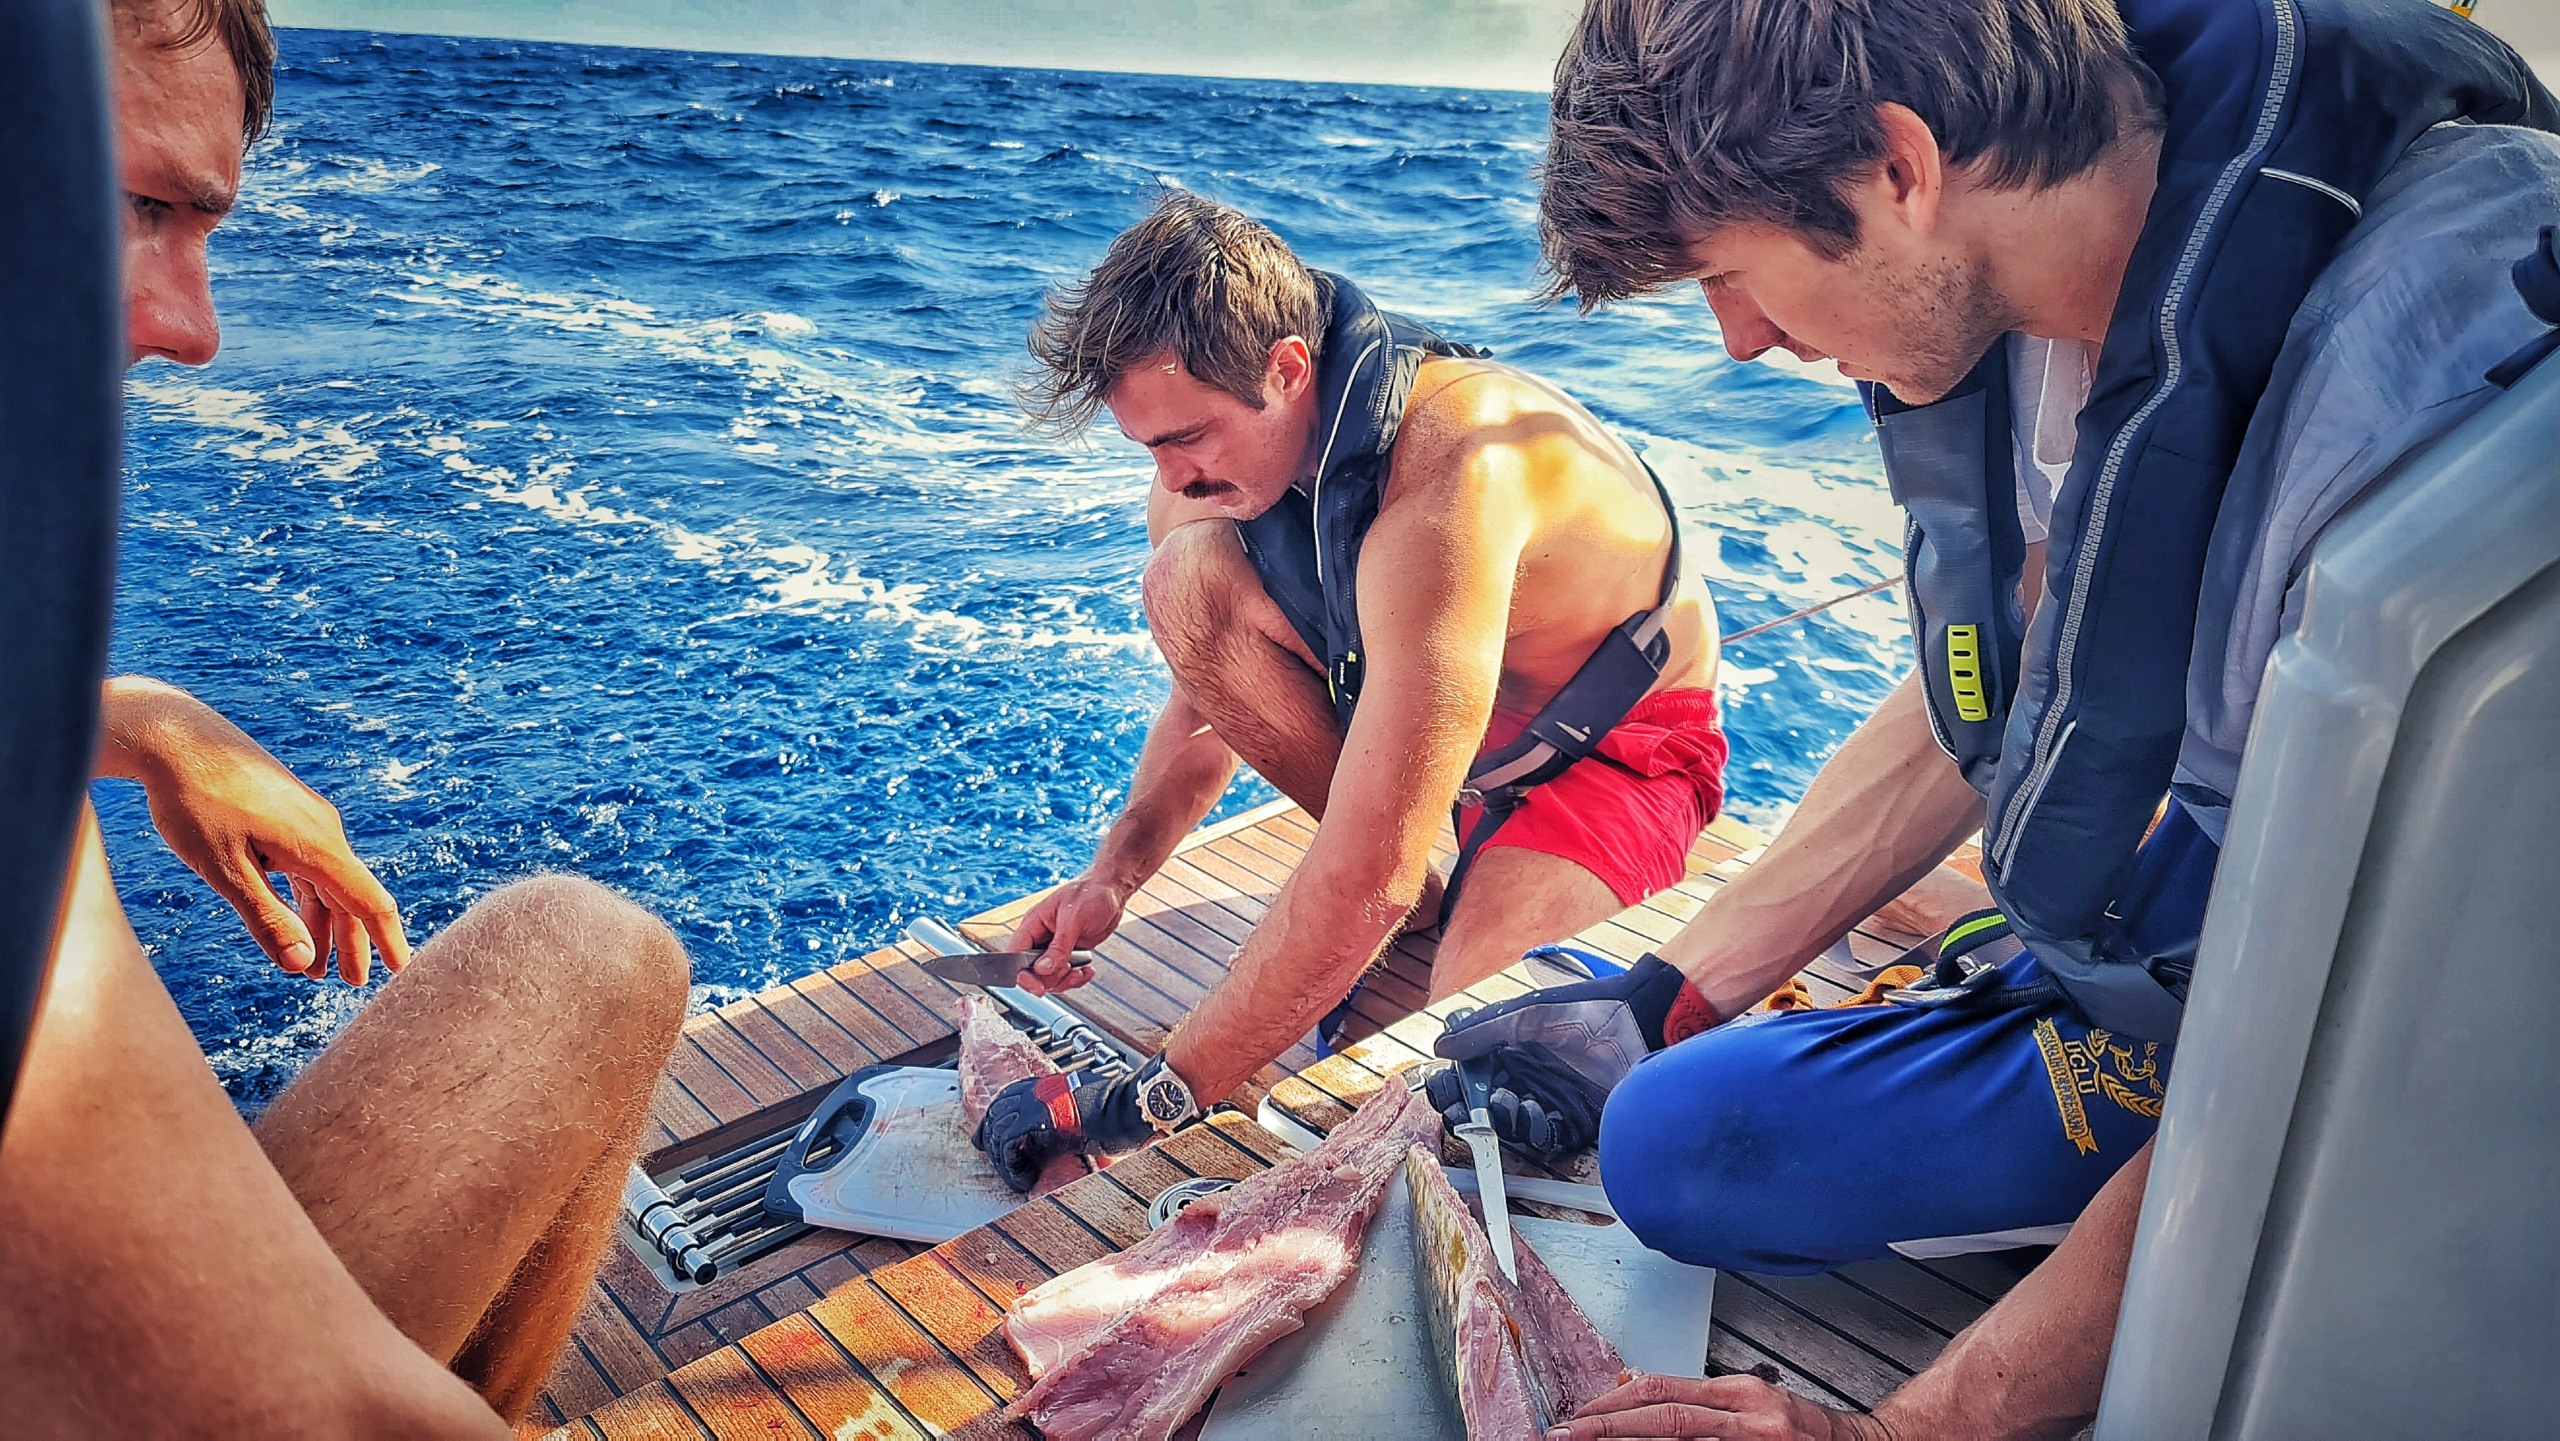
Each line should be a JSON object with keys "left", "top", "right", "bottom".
{"left": 1456, "top": 687, "right": 1729, "bottom": 907}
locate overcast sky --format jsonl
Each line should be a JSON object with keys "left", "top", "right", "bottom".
{"left": 267, "top": 1, "right": 2551, "bottom": 92}
{"left": 266, "top": 0, "right": 1586, "bottom": 90}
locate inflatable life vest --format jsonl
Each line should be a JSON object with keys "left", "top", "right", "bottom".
{"left": 1235, "top": 273, "right": 1685, "bottom": 900}
{"left": 1235, "top": 272, "right": 1484, "bottom": 725}
{"left": 1868, "top": 0, "right": 2557, "bottom": 1040}
{"left": 0, "top": 0, "right": 123, "bottom": 1123}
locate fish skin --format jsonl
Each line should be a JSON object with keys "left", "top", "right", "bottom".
{"left": 1406, "top": 1143, "right": 1546, "bottom": 1439}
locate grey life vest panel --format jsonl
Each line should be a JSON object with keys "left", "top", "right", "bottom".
{"left": 1868, "top": 0, "right": 2556, "bottom": 1040}
{"left": 1875, "top": 352, "right": 2027, "bottom": 796}
{"left": 1234, "top": 272, "right": 1686, "bottom": 902}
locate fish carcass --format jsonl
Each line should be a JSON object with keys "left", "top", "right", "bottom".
{"left": 1406, "top": 1143, "right": 1628, "bottom": 1437}
{"left": 956, "top": 993, "right": 1091, "bottom": 1199}
{"left": 1002, "top": 1079, "right": 1442, "bottom": 1441}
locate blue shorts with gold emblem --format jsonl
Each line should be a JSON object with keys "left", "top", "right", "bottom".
{"left": 1597, "top": 806, "right": 2216, "bottom": 1274}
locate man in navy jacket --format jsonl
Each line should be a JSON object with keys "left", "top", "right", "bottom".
{"left": 1442, "top": 0, "right": 2556, "bottom": 1435}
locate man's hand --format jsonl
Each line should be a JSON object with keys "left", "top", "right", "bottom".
{"left": 97, "top": 677, "right": 408, "bottom": 986}
{"left": 1005, "top": 875, "right": 1129, "bottom": 996}
{"left": 1428, "top": 953, "right": 1713, "bottom": 1160}
{"left": 1550, "top": 1372, "right": 1886, "bottom": 1440}
{"left": 972, "top": 1056, "right": 1171, "bottom": 1192}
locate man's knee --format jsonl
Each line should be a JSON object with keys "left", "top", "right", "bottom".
{"left": 1599, "top": 1025, "right": 1838, "bottom": 1273}
{"left": 1601, "top": 997, "right": 2139, "bottom": 1273}
{"left": 1142, "top": 520, "right": 1259, "bottom": 669}
{"left": 438, "top": 873, "right": 689, "bottom": 1053}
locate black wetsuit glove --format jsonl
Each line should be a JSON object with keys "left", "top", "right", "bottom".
{"left": 973, "top": 1054, "right": 1191, "bottom": 1194}
{"left": 1427, "top": 953, "right": 1717, "bottom": 1161}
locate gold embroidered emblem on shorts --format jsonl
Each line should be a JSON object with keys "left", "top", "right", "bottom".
{"left": 2034, "top": 1020, "right": 2167, "bottom": 1156}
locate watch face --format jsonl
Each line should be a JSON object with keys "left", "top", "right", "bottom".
{"left": 1141, "top": 1069, "right": 1193, "bottom": 1127}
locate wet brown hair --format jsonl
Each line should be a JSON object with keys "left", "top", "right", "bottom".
{"left": 1021, "top": 190, "right": 1325, "bottom": 436}
{"left": 117, "top": 0, "right": 277, "bottom": 147}
{"left": 1540, "top": 0, "right": 2159, "bottom": 307}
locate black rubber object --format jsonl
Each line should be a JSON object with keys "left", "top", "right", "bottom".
{"left": 0, "top": 0, "right": 123, "bottom": 1128}
{"left": 2512, "top": 225, "right": 2560, "bottom": 327}
{"left": 2487, "top": 226, "right": 2560, "bottom": 389}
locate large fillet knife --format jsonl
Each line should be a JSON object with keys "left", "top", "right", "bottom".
{"left": 1452, "top": 1055, "right": 1518, "bottom": 1282}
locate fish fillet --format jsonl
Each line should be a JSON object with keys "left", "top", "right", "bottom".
{"left": 1003, "top": 1080, "right": 1440, "bottom": 1441}
{"left": 956, "top": 993, "right": 1090, "bottom": 1199}
{"left": 1003, "top": 1071, "right": 1431, "bottom": 1374}
{"left": 1510, "top": 1213, "right": 1630, "bottom": 1421}
{"left": 1406, "top": 1144, "right": 1628, "bottom": 1438}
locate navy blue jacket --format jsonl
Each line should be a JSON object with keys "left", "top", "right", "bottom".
{"left": 1870, "top": 0, "right": 2555, "bottom": 1038}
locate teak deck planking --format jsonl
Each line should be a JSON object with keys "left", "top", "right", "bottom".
{"left": 535, "top": 800, "right": 2042, "bottom": 1437}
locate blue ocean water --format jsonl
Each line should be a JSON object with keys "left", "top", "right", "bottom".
{"left": 110, "top": 30, "right": 1911, "bottom": 1110}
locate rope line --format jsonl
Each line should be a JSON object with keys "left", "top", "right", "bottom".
{"left": 1717, "top": 575, "right": 1900, "bottom": 646}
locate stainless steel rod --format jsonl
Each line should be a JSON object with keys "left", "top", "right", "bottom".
{"left": 668, "top": 1137, "right": 795, "bottom": 1204}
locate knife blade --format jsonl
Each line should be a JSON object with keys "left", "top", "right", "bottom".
{"left": 1453, "top": 1056, "right": 1518, "bottom": 1283}
{"left": 916, "top": 950, "right": 1052, "bottom": 988}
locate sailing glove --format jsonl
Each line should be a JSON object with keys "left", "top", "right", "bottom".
{"left": 973, "top": 1054, "right": 1189, "bottom": 1194}
{"left": 1423, "top": 1050, "right": 1607, "bottom": 1161}
{"left": 1428, "top": 953, "right": 1717, "bottom": 1161}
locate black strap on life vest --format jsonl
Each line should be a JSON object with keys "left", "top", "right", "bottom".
{"left": 0, "top": 0, "right": 124, "bottom": 1126}
{"left": 1443, "top": 463, "right": 1686, "bottom": 905}
{"left": 1867, "top": 0, "right": 2555, "bottom": 1041}
{"left": 1880, "top": 909, "right": 2058, "bottom": 1014}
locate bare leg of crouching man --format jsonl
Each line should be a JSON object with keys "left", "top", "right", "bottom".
{"left": 1146, "top": 521, "right": 1623, "bottom": 986}
{"left": 1145, "top": 520, "right": 1468, "bottom": 923}
{"left": 1142, "top": 519, "right": 1346, "bottom": 819}
{"left": 252, "top": 873, "right": 691, "bottom": 1419}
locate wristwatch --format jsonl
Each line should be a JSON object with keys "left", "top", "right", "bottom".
{"left": 1131, "top": 1053, "right": 1200, "bottom": 1133}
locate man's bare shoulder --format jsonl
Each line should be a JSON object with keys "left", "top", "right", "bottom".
{"left": 1404, "top": 354, "right": 1581, "bottom": 434}
{"left": 1390, "top": 355, "right": 1634, "bottom": 500}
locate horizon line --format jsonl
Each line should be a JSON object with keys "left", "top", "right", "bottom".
{"left": 274, "top": 21, "right": 1562, "bottom": 96}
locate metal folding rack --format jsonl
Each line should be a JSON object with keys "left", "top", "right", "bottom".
{"left": 617, "top": 917, "right": 1139, "bottom": 1288}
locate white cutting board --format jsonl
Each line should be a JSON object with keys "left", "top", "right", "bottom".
{"left": 772, "top": 1067, "right": 1029, "bottom": 1244}
{"left": 1197, "top": 1170, "right": 1716, "bottom": 1439}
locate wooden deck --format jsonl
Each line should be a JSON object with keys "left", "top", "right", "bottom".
{"left": 530, "top": 800, "right": 2045, "bottom": 1437}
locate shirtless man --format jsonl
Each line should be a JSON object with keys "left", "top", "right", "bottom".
{"left": 0, "top": 3, "right": 689, "bottom": 1433}
{"left": 973, "top": 193, "right": 1726, "bottom": 1187}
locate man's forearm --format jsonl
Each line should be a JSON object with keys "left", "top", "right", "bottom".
{"left": 1086, "top": 694, "right": 1241, "bottom": 892}
{"left": 92, "top": 675, "right": 197, "bottom": 783}
{"left": 1165, "top": 810, "right": 1427, "bottom": 1102}
{"left": 1660, "top": 673, "right": 1984, "bottom": 1015}
{"left": 1866, "top": 1143, "right": 2152, "bottom": 1440}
